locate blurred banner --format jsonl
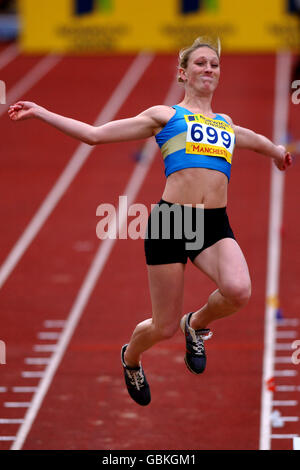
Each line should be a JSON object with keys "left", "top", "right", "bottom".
{"left": 18, "top": 0, "right": 300, "bottom": 53}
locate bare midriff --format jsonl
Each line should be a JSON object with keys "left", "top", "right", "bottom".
{"left": 161, "top": 167, "right": 228, "bottom": 208}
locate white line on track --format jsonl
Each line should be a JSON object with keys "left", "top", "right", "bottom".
{"left": 10, "top": 73, "right": 182, "bottom": 451}
{"left": 274, "top": 370, "right": 297, "bottom": 377}
{"left": 0, "top": 419, "right": 24, "bottom": 424}
{"left": 0, "top": 42, "right": 19, "bottom": 70}
{"left": 0, "top": 54, "right": 61, "bottom": 119}
{"left": 276, "top": 385, "right": 300, "bottom": 392}
{"left": 12, "top": 387, "right": 38, "bottom": 393}
{"left": 37, "top": 332, "right": 61, "bottom": 340}
{"left": 33, "top": 345, "right": 57, "bottom": 352}
{"left": 24, "top": 358, "right": 51, "bottom": 365}
{"left": 4, "top": 402, "right": 31, "bottom": 408}
{"left": 43, "top": 321, "right": 66, "bottom": 328}
{"left": 272, "top": 400, "right": 298, "bottom": 406}
{"left": 259, "top": 52, "right": 292, "bottom": 451}
{"left": 276, "top": 331, "right": 297, "bottom": 339}
{"left": 21, "top": 372, "right": 45, "bottom": 378}
{"left": 0, "top": 53, "right": 153, "bottom": 290}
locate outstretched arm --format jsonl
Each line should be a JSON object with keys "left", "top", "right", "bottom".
{"left": 220, "top": 113, "right": 293, "bottom": 171}
{"left": 8, "top": 102, "right": 168, "bottom": 145}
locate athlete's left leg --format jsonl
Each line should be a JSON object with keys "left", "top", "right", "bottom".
{"left": 190, "top": 237, "right": 251, "bottom": 329}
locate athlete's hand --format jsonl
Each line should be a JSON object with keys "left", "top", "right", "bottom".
{"left": 8, "top": 101, "right": 43, "bottom": 121}
{"left": 274, "top": 145, "right": 293, "bottom": 171}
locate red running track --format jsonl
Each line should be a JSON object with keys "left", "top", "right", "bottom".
{"left": 0, "top": 44, "right": 299, "bottom": 450}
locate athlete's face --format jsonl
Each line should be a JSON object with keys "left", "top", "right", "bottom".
{"left": 180, "top": 47, "right": 220, "bottom": 95}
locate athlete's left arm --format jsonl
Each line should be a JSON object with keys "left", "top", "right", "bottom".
{"left": 219, "top": 113, "right": 292, "bottom": 171}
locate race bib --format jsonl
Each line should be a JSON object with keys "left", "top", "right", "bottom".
{"left": 184, "top": 114, "right": 235, "bottom": 164}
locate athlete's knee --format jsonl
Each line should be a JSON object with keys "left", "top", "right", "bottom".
{"left": 153, "top": 319, "right": 179, "bottom": 340}
{"left": 221, "top": 278, "right": 252, "bottom": 307}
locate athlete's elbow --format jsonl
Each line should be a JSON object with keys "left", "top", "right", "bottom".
{"left": 85, "top": 127, "right": 101, "bottom": 145}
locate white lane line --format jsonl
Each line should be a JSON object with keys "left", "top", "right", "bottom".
{"left": 276, "top": 331, "right": 297, "bottom": 339}
{"left": 276, "top": 385, "right": 300, "bottom": 392}
{"left": 37, "top": 332, "right": 61, "bottom": 340}
{"left": 277, "top": 319, "right": 299, "bottom": 327}
{"left": 12, "top": 387, "right": 38, "bottom": 393}
{"left": 0, "top": 419, "right": 24, "bottom": 424}
{"left": 274, "top": 357, "right": 293, "bottom": 363}
{"left": 281, "top": 416, "right": 299, "bottom": 422}
{"left": 0, "top": 54, "right": 61, "bottom": 118}
{"left": 259, "top": 52, "right": 292, "bottom": 451}
{"left": 271, "top": 434, "right": 299, "bottom": 439}
{"left": 274, "top": 370, "right": 297, "bottom": 377}
{"left": 33, "top": 345, "right": 57, "bottom": 352}
{"left": 272, "top": 400, "right": 298, "bottom": 406}
{"left": 0, "top": 437, "right": 15, "bottom": 441}
{"left": 275, "top": 343, "right": 294, "bottom": 350}
{"left": 0, "top": 43, "right": 19, "bottom": 70}
{"left": 21, "top": 372, "right": 45, "bottom": 378}
{"left": 43, "top": 320, "right": 66, "bottom": 328}
{"left": 24, "top": 358, "right": 50, "bottom": 365}
{"left": 4, "top": 402, "right": 31, "bottom": 408}
{"left": 0, "top": 53, "right": 153, "bottom": 290}
{"left": 10, "top": 74, "right": 182, "bottom": 451}
{"left": 0, "top": 387, "right": 7, "bottom": 393}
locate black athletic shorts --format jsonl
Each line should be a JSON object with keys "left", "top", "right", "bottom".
{"left": 144, "top": 199, "right": 235, "bottom": 265}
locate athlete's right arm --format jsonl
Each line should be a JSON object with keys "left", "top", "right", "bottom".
{"left": 8, "top": 102, "right": 171, "bottom": 145}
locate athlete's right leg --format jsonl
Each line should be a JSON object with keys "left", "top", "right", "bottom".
{"left": 124, "top": 262, "right": 185, "bottom": 367}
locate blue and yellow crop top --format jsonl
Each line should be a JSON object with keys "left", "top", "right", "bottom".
{"left": 155, "top": 105, "right": 235, "bottom": 181}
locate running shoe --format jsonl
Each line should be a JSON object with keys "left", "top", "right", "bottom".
{"left": 121, "top": 344, "right": 151, "bottom": 406}
{"left": 180, "top": 312, "right": 213, "bottom": 374}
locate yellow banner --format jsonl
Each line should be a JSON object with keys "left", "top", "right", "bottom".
{"left": 18, "top": 0, "right": 300, "bottom": 53}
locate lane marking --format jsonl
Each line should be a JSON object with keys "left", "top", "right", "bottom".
{"left": 272, "top": 400, "right": 298, "bottom": 406}
{"left": 24, "top": 358, "right": 51, "bottom": 365}
{"left": 0, "top": 43, "right": 19, "bottom": 70}
{"left": 274, "top": 370, "right": 297, "bottom": 377}
{"left": 259, "top": 52, "right": 292, "bottom": 451}
{"left": 0, "top": 53, "right": 153, "bottom": 290}
{"left": 10, "top": 73, "right": 182, "bottom": 451}
{"left": 44, "top": 320, "right": 66, "bottom": 328}
{"left": 276, "top": 331, "right": 297, "bottom": 339}
{"left": 0, "top": 419, "right": 23, "bottom": 424}
{"left": 37, "top": 332, "right": 61, "bottom": 340}
{"left": 0, "top": 387, "right": 7, "bottom": 393}
{"left": 280, "top": 416, "right": 299, "bottom": 422}
{"left": 277, "top": 319, "right": 299, "bottom": 327}
{"left": 271, "top": 434, "right": 299, "bottom": 439}
{"left": 12, "top": 387, "right": 38, "bottom": 393}
{"left": 276, "top": 385, "right": 300, "bottom": 392}
{"left": 33, "top": 345, "right": 57, "bottom": 352}
{"left": 4, "top": 402, "right": 31, "bottom": 408}
{"left": 0, "top": 54, "right": 61, "bottom": 119}
{"left": 275, "top": 343, "right": 294, "bottom": 350}
{"left": 21, "top": 372, "right": 45, "bottom": 378}
{"left": 274, "top": 357, "right": 293, "bottom": 363}
{"left": 0, "top": 437, "right": 15, "bottom": 441}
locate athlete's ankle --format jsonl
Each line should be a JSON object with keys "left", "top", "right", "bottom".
{"left": 124, "top": 347, "right": 140, "bottom": 369}
{"left": 189, "top": 310, "right": 209, "bottom": 330}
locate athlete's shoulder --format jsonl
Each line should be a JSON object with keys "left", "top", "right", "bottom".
{"left": 139, "top": 105, "right": 176, "bottom": 127}
{"left": 217, "top": 113, "right": 234, "bottom": 126}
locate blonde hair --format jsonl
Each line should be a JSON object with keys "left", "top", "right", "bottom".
{"left": 178, "top": 36, "right": 221, "bottom": 83}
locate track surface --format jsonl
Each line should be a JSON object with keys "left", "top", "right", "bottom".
{"left": 0, "top": 44, "right": 299, "bottom": 450}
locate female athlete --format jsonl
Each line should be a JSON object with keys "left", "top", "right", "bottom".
{"left": 8, "top": 37, "right": 292, "bottom": 407}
